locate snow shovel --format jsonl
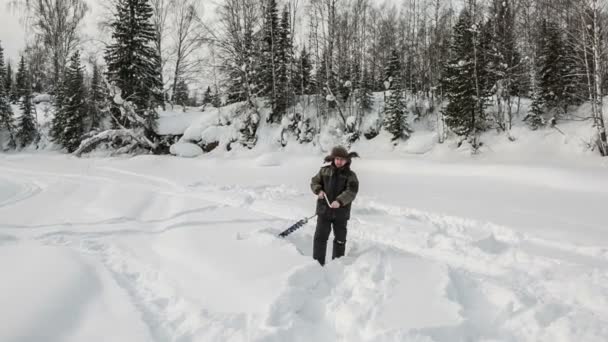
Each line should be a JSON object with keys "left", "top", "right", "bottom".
{"left": 277, "top": 213, "right": 317, "bottom": 238}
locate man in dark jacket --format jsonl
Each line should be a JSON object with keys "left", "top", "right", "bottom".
{"left": 310, "top": 146, "right": 359, "bottom": 265}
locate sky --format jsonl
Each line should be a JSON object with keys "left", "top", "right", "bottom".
{"left": 0, "top": 0, "right": 26, "bottom": 64}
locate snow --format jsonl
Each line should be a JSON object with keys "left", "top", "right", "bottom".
{"left": 169, "top": 142, "right": 203, "bottom": 157}
{"left": 157, "top": 109, "right": 207, "bottom": 135}
{"left": 1, "top": 144, "right": 608, "bottom": 341}
{"left": 32, "top": 93, "right": 52, "bottom": 104}
{"left": 0, "top": 242, "right": 152, "bottom": 342}
{"left": 3, "top": 91, "right": 608, "bottom": 340}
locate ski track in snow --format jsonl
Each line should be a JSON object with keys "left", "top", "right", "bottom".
{"left": 1, "top": 159, "right": 607, "bottom": 341}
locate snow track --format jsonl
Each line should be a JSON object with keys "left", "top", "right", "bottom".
{"left": 1, "top": 155, "right": 607, "bottom": 341}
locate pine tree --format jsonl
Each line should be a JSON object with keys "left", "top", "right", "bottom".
{"left": 524, "top": 89, "right": 545, "bottom": 129}
{"left": 211, "top": 87, "right": 221, "bottom": 107}
{"left": 536, "top": 19, "right": 581, "bottom": 116}
{"left": 51, "top": 52, "right": 87, "bottom": 152}
{"left": 383, "top": 50, "right": 411, "bottom": 142}
{"left": 441, "top": 9, "right": 487, "bottom": 146}
{"left": 5, "top": 62, "right": 14, "bottom": 103}
{"left": 275, "top": 6, "right": 293, "bottom": 118}
{"left": 384, "top": 50, "right": 401, "bottom": 90}
{"left": 260, "top": 0, "right": 281, "bottom": 123}
{"left": 0, "top": 43, "right": 5, "bottom": 94}
{"left": 105, "top": 0, "right": 164, "bottom": 133}
{"left": 173, "top": 79, "right": 189, "bottom": 107}
{"left": 15, "top": 56, "right": 27, "bottom": 103}
{"left": 357, "top": 67, "right": 374, "bottom": 112}
{"left": 0, "top": 44, "right": 16, "bottom": 148}
{"left": 0, "top": 87, "right": 15, "bottom": 149}
{"left": 294, "top": 46, "right": 313, "bottom": 95}
{"left": 89, "top": 63, "right": 110, "bottom": 131}
{"left": 225, "top": 26, "right": 257, "bottom": 105}
{"left": 15, "top": 70, "right": 38, "bottom": 148}
{"left": 202, "top": 86, "right": 213, "bottom": 106}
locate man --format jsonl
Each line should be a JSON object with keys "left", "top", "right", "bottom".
{"left": 310, "top": 146, "right": 359, "bottom": 265}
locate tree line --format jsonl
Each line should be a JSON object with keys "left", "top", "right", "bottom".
{"left": 0, "top": 0, "right": 607, "bottom": 155}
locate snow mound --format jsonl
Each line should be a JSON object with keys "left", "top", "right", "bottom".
{"left": 156, "top": 109, "right": 207, "bottom": 136}
{"left": 170, "top": 142, "right": 203, "bottom": 158}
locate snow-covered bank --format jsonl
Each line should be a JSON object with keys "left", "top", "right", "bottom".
{"left": 1, "top": 152, "right": 607, "bottom": 341}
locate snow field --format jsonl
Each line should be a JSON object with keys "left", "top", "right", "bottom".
{"left": 0, "top": 153, "right": 607, "bottom": 341}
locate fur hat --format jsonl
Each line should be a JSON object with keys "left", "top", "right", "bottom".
{"left": 324, "top": 145, "right": 359, "bottom": 163}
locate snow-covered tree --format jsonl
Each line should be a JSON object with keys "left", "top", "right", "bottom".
{"left": 15, "top": 56, "right": 28, "bottom": 102}
{"left": 383, "top": 50, "right": 411, "bottom": 142}
{"left": 51, "top": 51, "right": 87, "bottom": 152}
{"left": 105, "top": 0, "right": 164, "bottom": 134}
{"left": 357, "top": 67, "right": 374, "bottom": 112}
{"left": 294, "top": 46, "right": 313, "bottom": 95}
{"left": 275, "top": 6, "right": 294, "bottom": 120}
{"left": 0, "top": 43, "right": 16, "bottom": 148}
{"left": 524, "top": 89, "right": 545, "bottom": 129}
{"left": 0, "top": 44, "right": 5, "bottom": 93}
{"left": 259, "top": 0, "right": 281, "bottom": 123}
{"left": 5, "top": 62, "right": 14, "bottom": 103}
{"left": 441, "top": 9, "right": 487, "bottom": 148}
{"left": 536, "top": 19, "right": 582, "bottom": 117}
{"left": 89, "top": 63, "right": 110, "bottom": 131}
{"left": 483, "top": 0, "right": 521, "bottom": 132}
{"left": 15, "top": 69, "right": 38, "bottom": 148}
{"left": 0, "top": 89, "right": 15, "bottom": 149}
{"left": 173, "top": 79, "right": 189, "bottom": 107}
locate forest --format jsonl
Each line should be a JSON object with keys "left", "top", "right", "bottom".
{"left": 0, "top": 0, "right": 607, "bottom": 156}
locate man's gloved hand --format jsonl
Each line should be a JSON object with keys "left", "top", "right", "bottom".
{"left": 330, "top": 201, "right": 340, "bottom": 208}
{"left": 318, "top": 191, "right": 326, "bottom": 199}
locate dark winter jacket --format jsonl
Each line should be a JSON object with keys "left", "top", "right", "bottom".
{"left": 310, "top": 162, "right": 359, "bottom": 220}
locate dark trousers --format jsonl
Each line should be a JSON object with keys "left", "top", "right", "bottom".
{"left": 313, "top": 215, "right": 347, "bottom": 266}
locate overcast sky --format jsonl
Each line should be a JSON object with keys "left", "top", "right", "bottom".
{"left": 0, "top": 0, "right": 26, "bottom": 64}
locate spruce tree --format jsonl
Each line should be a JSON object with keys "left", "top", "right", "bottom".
{"left": 441, "top": 9, "right": 486, "bottom": 145}
{"left": 383, "top": 50, "right": 411, "bottom": 142}
{"left": 384, "top": 50, "right": 401, "bottom": 90}
{"left": 15, "top": 56, "right": 27, "bottom": 103}
{"left": 225, "top": 26, "right": 256, "bottom": 105}
{"left": 260, "top": 0, "right": 281, "bottom": 123}
{"left": 202, "top": 86, "right": 212, "bottom": 106}
{"left": 0, "top": 85, "right": 15, "bottom": 149}
{"left": 0, "top": 43, "right": 5, "bottom": 93}
{"left": 294, "top": 46, "right": 313, "bottom": 95}
{"left": 173, "top": 79, "right": 189, "bottom": 107}
{"left": 275, "top": 6, "right": 293, "bottom": 118}
{"left": 0, "top": 44, "right": 16, "bottom": 148}
{"left": 536, "top": 19, "right": 581, "bottom": 116}
{"left": 15, "top": 71, "right": 38, "bottom": 148}
{"left": 5, "top": 62, "right": 14, "bottom": 103}
{"left": 51, "top": 52, "right": 87, "bottom": 152}
{"left": 524, "top": 89, "right": 545, "bottom": 129}
{"left": 89, "top": 63, "right": 110, "bottom": 131}
{"left": 357, "top": 67, "right": 374, "bottom": 112}
{"left": 211, "top": 87, "right": 221, "bottom": 107}
{"left": 105, "top": 0, "right": 163, "bottom": 133}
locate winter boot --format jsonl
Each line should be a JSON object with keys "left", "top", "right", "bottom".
{"left": 313, "top": 239, "right": 328, "bottom": 266}
{"left": 332, "top": 239, "right": 346, "bottom": 260}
